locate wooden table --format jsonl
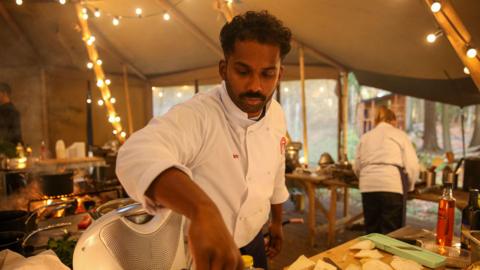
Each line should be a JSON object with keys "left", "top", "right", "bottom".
{"left": 286, "top": 173, "right": 361, "bottom": 247}
{"left": 410, "top": 187, "right": 468, "bottom": 210}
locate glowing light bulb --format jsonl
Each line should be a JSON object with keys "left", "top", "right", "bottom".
{"left": 87, "top": 36, "right": 95, "bottom": 45}
{"left": 299, "top": 156, "right": 305, "bottom": 164}
{"left": 86, "top": 62, "right": 93, "bottom": 69}
{"left": 284, "top": 87, "right": 289, "bottom": 93}
{"left": 431, "top": 1, "right": 441, "bottom": 13}
{"left": 59, "top": 0, "right": 66, "bottom": 5}
{"left": 113, "top": 130, "right": 118, "bottom": 135}
{"left": 110, "top": 97, "right": 116, "bottom": 104}
{"left": 120, "top": 131, "right": 127, "bottom": 138}
{"left": 135, "top": 8, "right": 142, "bottom": 17}
{"left": 96, "top": 59, "right": 102, "bottom": 66}
{"left": 96, "top": 79, "right": 104, "bottom": 87}
{"left": 112, "top": 17, "right": 120, "bottom": 26}
{"left": 464, "top": 67, "right": 470, "bottom": 75}
{"left": 86, "top": 98, "right": 92, "bottom": 104}
{"left": 97, "top": 99, "right": 104, "bottom": 106}
{"left": 163, "top": 12, "right": 171, "bottom": 21}
{"left": 426, "top": 33, "right": 437, "bottom": 43}
{"left": 115, "top": 116, "right": 121, "bottom": 122}
{"left": 82, "top": 7, "right": 87, "bottom": 14}
{"left": 158, "top": 92, "right": 164, "bottom": 97}
{"left": 16, "top": 0, "right": 23, "bottom": 5}
{"left": 108, "top": 115, "right": 115, "bottom": 123}
{"left": 94, "top": 8, "right": 101, "bottom": 18}
{"left": 105, "top": 79, "right": 111, "bottom": 85}
{"left": 176, "top": 92, "right": 182, "bottom": 98}
{"left": 467, "top": 47, "right": 477, "bottom": 58}
{"left": 82, "top": 13, "right": 89, "bottom": 20}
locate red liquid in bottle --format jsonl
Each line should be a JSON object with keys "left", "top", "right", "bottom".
{"left": 436, "top": 185, "right": 456, "bottom": 247}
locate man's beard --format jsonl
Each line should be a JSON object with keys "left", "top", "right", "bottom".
{"left": 224, "top": 79, "right": 274, "bottom": 114}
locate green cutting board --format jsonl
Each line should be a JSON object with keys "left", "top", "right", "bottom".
{"left": 360, "top": 233, "right": 446, "bottom": 268}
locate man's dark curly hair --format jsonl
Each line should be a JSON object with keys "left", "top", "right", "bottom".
{"left": 220, "top": 10, "right": 292, "bottom": 60}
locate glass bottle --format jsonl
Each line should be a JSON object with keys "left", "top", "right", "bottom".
{"left": 436, "top": 183, "right": 456, "bottom": 247}
{"left": 461, "top": 189, "right": 479, "bottom": 249}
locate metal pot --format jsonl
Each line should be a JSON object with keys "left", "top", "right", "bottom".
{"left": 0, "top": 210, "right": 36, "bottom": 233}
{"left": 285, "top": 142, "right": 302, "bottom": 173}
{"left": 40, "top": 172, "right": 74, "bottom": 197}
{"left": 0, "top": 231, "right": 25, "bottom": 254}
{"left": 318, "top": 152, "right": 334, "bottom": 166}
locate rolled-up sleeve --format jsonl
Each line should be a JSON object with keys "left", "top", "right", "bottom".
{"left": 116, "top": 105, "right": 204, "bottom": 211}
{"left": 270, "top": 136, "right": 289, "bottom": 204}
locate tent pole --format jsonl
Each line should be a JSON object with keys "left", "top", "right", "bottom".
{"left": 461, "top": 108, "right": 466, "bottom": 157}
{"left": 299, "top": 46, "right": 309, "bottom": 165}
{"left": 122, "top": 65, "right": 134, "bottom": 135}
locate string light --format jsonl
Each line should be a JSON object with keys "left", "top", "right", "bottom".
{"left": 135, "top": 8, "right": 143, "bottom": 17}
{"left": 59, "top": 0, "right": 66, "bottom": 5}
{"left": 115, "top": 116, "right": 121, "bottom": 122}
{"left": 283, "top": 87, "right": 289, "bottom": 93}
{"left": 96, "top": 79, "right": 104, "bottom": 88}
{"left": 466, "top": 47, "right": 478, "bottom": 58}
{"left": 97, "top": 99, "right": 104, "bottom": 106}
{"left": 110, "top": 97, "right": 116, "bottom": 104}
{"left": 464, "top": 67, "right": 470, "bottom": 75}
{"left": 96, "top": 59, "right": 102, "bottom": 66}
{"left": 176, "top": 92, "right": 182, "bottom": 98}
{"left": 86, "top": 98, "right": 92, "bottom": 104}
{"left": 163, "top": 12, "right": 171, "bottom": 21}
{"left": 431, "top": 1, "right": 441, "bottom": 13}
{"left": 82, "top": 12, "right": 89, "bottom": 20}
{"left": 158, "top": 92, "right": 163, "bottom": 97}
{"left": 108, "top": 115, "right": 116, "bottom": 123}
{"left": 426, "top": 30, "right": 443, "bottom": 43}
{"left": 112, "top": 17, "right": 120, "bottom": 26}
{"left": 120, "top": 131, "right": 127, "bottom": 138}
{"left": 86, "top": 36, "right": 95, "bottom": 45}
{"left": 105, "top": 79, "right": 111, "bottom": 85}
{"left": 113, "top": 130, "right": 118, "bottom": 135}
{"left": 16, "top": 0, "right": 23, "bottom": 5}
{"left": 94, "top": 8, "right": 101, "bottom": 18}
{"left": 86, "top": 62, "right": 93, "bottom": 69}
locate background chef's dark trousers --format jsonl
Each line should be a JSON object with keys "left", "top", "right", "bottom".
{"left": 361, "top": 192, "right": 404, "bottom": 234}
{"left": 240, "top": 231, "right": 268, "bottom": 269}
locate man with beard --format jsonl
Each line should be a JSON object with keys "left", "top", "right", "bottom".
{"left": 116, "top": 11, "right": 291, "bottom": 269}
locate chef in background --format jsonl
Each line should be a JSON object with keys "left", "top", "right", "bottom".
{"left": 354, "top": 106, "right": 419, "bottom": 234}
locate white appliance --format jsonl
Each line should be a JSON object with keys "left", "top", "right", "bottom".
{"left": 73, "top": 203, "right": 189, "bottom": 270}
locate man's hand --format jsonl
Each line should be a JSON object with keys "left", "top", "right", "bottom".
{"left": 188, "top": 207, "right": 244, "bottom": 270}
{"left": 265, "top": 222, "right": 283, "bottom": 259}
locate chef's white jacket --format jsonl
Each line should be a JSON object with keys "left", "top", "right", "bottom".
{"left": 116, "top": 82, "right": 289, "bottom": 247}
{"left": 354, "top": 122, "right": 420, "bottom": 194}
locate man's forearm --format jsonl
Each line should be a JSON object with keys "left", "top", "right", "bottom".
{"left": 271, "top": 203, "right": 283, "bottom": 224}
{"left": 145, "top": 167, "right": 219, "bottom": 220}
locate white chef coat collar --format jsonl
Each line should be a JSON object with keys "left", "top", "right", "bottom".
{"left": 219, "top": 81, "right": 271, "bottom": 129}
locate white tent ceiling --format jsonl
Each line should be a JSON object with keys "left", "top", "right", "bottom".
{"left": 1, "top": 0, "right": 479, "bottom": 106}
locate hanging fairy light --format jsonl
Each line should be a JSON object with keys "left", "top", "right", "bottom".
{"left": 176, "top": 92, "right": 182, "bottom": 98}
{"left": 163, "top": 12, "right": 171, "bottom": 21}
{"left": 86, "top": 36, "right": 96, "bottom": 45}
{"left": 430, "top": 1, "right": 441, "bottom": 13}
{"left": 112, "top": 16, "right": 120, "bottom": 26}
{"left": 113, "top": 130, "right": 118, "bottom": 135}
{"left": 86, "top": 98, "right": 92, "bottom": 104}
{"left": 115, "top": 116, "right": 121, "bottom": 122}
{"left": 158, "top": 92, "right": 163, "bottom": 98}
{"left": 86, "top": 62, "right": 93, "bottom": 69}
{"left": 96, "top": 79, "right": 104, "bottom": 88}
{"left": 59, "top": 0, "right": 67, "bottom": 5}
{"left": 94, "top": 8, "right": 101, "bottom": 18}
{"left": 120, "top": 131, "right": 127, "bottom": 138}
{"left": 426, "top": 30, "right": 443, "bottom": 43}
{"left": 16, "top": 0, "right": 23, "bottom": 5}
{"left": 135, "top": 8, "right": 143, "bottom": 17}
{"left": 466, "top": 47, "right": 478, "bottom": 58}
{"left": 105, "top": 79, "right": 111, "bottom": 86}
{"left": 96, "top": 59, "right": 102, "bottom": 66}
{"left": 283, "top": 87, "right": 289, "bottom": 93}
{"left": 110, "top": 97, "right": 116, "bottom": 104}
{"left": 108, "top": 115, "right": 116, "bottom": 123}
{"left": 97, "top": 99, "right": 104, "bottom": 106}
{"left": 464, "top": 67, "right": 470, "bottom": 75}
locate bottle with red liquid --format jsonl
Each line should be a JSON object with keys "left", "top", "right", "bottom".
{"left": 436, "top": 183, "right": 456, "bottom": 247}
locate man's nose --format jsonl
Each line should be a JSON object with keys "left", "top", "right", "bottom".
{"left": 247, "top": 74, "right": 262, "bottom": 92}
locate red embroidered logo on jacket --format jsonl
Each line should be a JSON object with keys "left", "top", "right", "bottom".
{"left": 280, "top": 137, "right": 287, "bottom": 154}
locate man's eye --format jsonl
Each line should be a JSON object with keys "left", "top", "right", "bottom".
{"left": 237, "top": 70, "right": 249, "bottom": 76}
{"left": 263, "top": 70, "right": 276, "bottom": 77}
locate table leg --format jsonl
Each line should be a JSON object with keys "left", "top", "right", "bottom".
{"left": 305, "top": 182, "right": 316, "bottom": 246}
{"left": 343, "top": 187, "right": 349, "bottom": 218}
{"left": 328, "top": 186, "right": 337, "bottom": 247}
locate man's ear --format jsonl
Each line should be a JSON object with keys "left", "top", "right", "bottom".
{"left": 219, "top": 60, "right": 227, "bottom": 80}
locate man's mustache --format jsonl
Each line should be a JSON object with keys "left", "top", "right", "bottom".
{"left": 240, "top": 92, "right": 266, "bottom": 100}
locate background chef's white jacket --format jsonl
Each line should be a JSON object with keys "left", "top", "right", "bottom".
{"left": 354, "top": 122, "right": 420, "bottom": 194}
{"left": 116, "top": 82, "right": 289, "bottom": 247}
